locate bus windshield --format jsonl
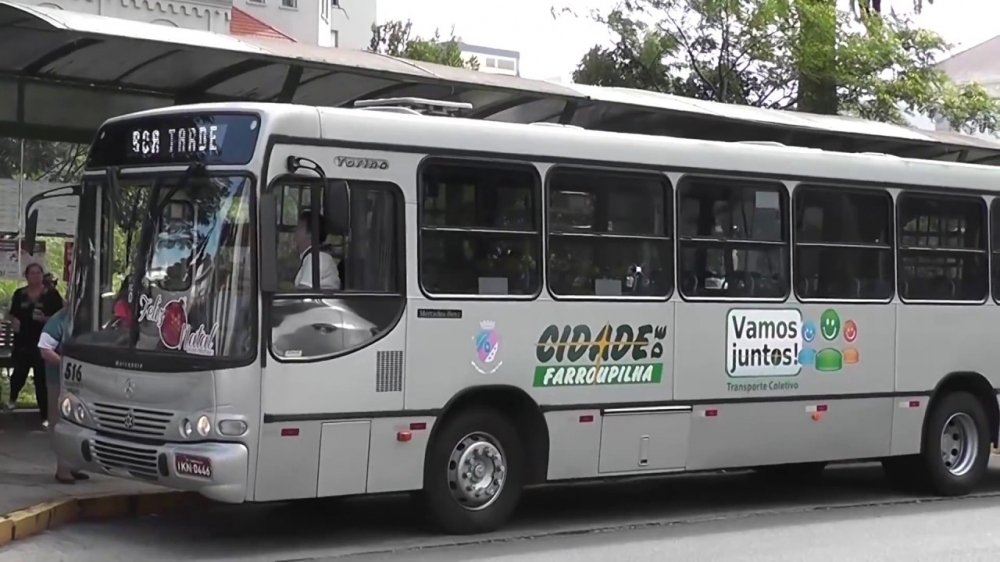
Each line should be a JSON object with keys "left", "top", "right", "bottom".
{"left": 68, "top": 174, "right": 255, "bottom": 364}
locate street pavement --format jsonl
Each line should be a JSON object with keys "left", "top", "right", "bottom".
{"left": 6, "top": 458, "right": 1000, "bottom": 562}
{"left": 344, "top": 496, "right": 1000, "bottom": 562}
{"left": 0, "top": 416, "right": 161, "bottom": 515}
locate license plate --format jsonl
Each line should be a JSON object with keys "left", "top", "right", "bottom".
{"left": 174, "top": 453, "right": 213, "bottom": 479}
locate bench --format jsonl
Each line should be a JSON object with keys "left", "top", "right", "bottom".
{"left": 0, "top": 321, "right": 12, "bottom": 378}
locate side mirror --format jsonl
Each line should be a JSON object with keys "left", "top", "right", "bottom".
{"left": 323, "top": 180, "right": 351, "bottom": 237}
{"left": 24, "top": 209, "right": 39, "bottom": 255}
{"left": 22, "top": 184, "right": 81, "bottom": 255}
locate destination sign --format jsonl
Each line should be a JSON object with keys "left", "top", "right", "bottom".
{"left": 87, "top": 113, "right": 260, "bottom": 168}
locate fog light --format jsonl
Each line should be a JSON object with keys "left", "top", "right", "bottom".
{"left": 74, "top": 404, "right": 86, "bottom": 423}
{"left": 217, "top": 419, "right": 248, "bottom": 436}
{"left": 61, "top": 397, "right": 72, "bottom": 418}
{"left": 196, "top": 415, "right": 211, "bottom": 437}
{"left": 180, "top": 419, "right": 193, "bottom": 438}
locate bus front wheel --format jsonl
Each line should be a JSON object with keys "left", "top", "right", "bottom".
{"left": 422, "top": 408, "right": 525, "bottom": 535}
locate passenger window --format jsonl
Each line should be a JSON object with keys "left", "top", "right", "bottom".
{"left": 794, "top": 186, "right": 893, "bottom": 300}
{"left": 268, "top": 181, "right": 404, "bottom": 361}
{"left": 419, "top": 159, "right": 541, "bottom": 296}
{"left": 678, "top": 176, "right": 788, "bottom": 299}
{"left": 897, "top": 193, "right": 987, "bottom": 302}
{"left": 547, "top": 168, "right": 672, "bottom": 297}
{"left": 992, "top": 201, "right": 1000, "bottom": 302}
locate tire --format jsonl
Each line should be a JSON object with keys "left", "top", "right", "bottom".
{"left": 422, "top": 408, "right": 525, "bottom": 535}
{"left": 752, "top": 462, "right": 827, "bottom": 484}
{"left": 919, "top": 391, "right": 990, "bottom": 496}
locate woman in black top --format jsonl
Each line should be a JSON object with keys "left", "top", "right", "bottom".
{"left": 5, "top": 263, "right": 64, "bottom": 423}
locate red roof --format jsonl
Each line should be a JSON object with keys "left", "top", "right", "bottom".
{"left": 230, "top": 7, "right": 295, "bottom": 42}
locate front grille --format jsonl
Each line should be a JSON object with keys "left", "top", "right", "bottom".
{"left": 92, "top": 439, "right": 160, "bottom": 480}
{"left": 93, "top": 403, "right": 173, "bottom": 437}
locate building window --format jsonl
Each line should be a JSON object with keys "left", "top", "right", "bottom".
{"left": 485, "top": 57, "right": 497, "bottom": 68}
{"left": 247, "top": 0, "right": 264, "bottom": 5}
{"left": 793, "top": 186, "right": 893, "bottom": 300}
{"left": 419, "top": 159, "right": 541, "bottom": 297}
{"left": 281, "top": 0, "right": 297, "bottom": 8}
{"left": 330, "top": 30, "right": 339, "bottom": 47}
{"left": 331, "top": 0, "right": 339, "bottom": 6}
{"left": 678, "top": 176, "right": 789, "bottom": 299}
{"left": 497, "top": 58, "right": 517, "bottom": 72}
{"left": 897, "top": 193, "right": 987, "bottom": 302}
{"left": 547, "top": 167, "right": 672, "bottom": 298}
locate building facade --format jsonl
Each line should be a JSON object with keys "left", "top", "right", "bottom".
{"left": 237, "top": 0, "right": 375, "bottom": 48}
{"left": 457, "top": 41, "right": 521, "bottom": 77}
{"left": 16, "top": 0, "right": 376, "bottom": 49}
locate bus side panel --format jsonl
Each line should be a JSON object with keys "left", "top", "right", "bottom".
{"left": 544, "top": 410, "right": 602, "bottom": 480}
{"left": 685, "top": 398, "right": 894, "bottom": 470}
{"left": 895, "top": 305, "right": 1000, "bottom": 392}
{"left": 404, "top": 301, "right": 676, "bottom": 410}
{"left": 891, "top": 304, "right": 999, "bottom": 456}
{"left": 254, "top": 420, "right": 322, "bottom": 501}
{"left": 675, "top": 302, "right": 895, "bottom": 468}
{"left": 889, "top": 395, "right": 928, "bottom": 456}
{"left": 366, "top": 416, "right": 435, "bottom": 494}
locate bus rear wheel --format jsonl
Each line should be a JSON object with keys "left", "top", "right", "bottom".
{"left": 918, "top": 391, "right": 990, "bottom": 496}
{"left": 422, "top": 409, "right": 525, "bottom": 535}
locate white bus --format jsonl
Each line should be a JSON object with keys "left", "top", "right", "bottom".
{"left": 30, "top": 101, "right": 1000, "bottom": 535}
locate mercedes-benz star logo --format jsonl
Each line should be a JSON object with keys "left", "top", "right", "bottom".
{"left": 124, "top": 378, "right": 135, "bottom": 398}
{"left": 123, "top": 410, "right": 135, "bottom": 429}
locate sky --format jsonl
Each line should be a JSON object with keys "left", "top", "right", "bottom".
{"left": 376, "top": 0, "right": 1000, "bottom": 81}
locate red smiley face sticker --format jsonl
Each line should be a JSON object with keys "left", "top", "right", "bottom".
{"left": 843, "top": 320, "right": 858, "bottom": 343}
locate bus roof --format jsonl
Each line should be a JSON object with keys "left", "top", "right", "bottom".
{"left": 109, "top": 102, "right": 1000, "bottom": 194}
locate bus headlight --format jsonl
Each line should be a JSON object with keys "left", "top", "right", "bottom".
{"left": 181, "top": 419, "right": 193, "bottom": 438}
{"left": 74, "top": 403, "right": 86, "bottom": 423}
{"left": 196, "top": 415, "right": 211, "bottom": 437}
{"left": 60, "top": 397, "right": 72, "bottom": 418}
{"left": 217, "top": 419, "right": 248, "bottom": 437}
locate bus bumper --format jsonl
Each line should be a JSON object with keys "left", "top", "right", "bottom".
{"left": 53, "top": 420, "right": 249, "bottom": 504}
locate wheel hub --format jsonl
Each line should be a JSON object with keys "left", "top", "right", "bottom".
{"left": 940, "top": 412, "right": 978, "bottom": 477}
{"left": 448, "top": 433, "right": 506, "bottom": 511}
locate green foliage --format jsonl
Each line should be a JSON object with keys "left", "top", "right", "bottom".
{"left": 0, "top": 136, "right": 85, "bottom": 312}
{"left": 369, "top": 20, "right": 479, "bottom": 70}
{"left": 0, "top": 376, "right": 37, "bottom": 408}
{"left": 0, "top": 139, "right": 87, "bottom": 183}
{"left": 569, "top": 0, "right": 1000, "bottom": 133}
{"left": 0, "top": 235, "right": 70, "bottom": 312}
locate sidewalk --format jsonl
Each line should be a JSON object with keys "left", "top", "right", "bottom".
{"left": 0, "top": 412, "right": 163, "bottom": 516}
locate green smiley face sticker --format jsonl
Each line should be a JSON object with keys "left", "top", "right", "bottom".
{"left": 820, "top": 309, "right": 841, "bottom": 341}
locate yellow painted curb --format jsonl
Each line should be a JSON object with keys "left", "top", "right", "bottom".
{"left": 0, "top": 491, "right": 208, "bottom": 548}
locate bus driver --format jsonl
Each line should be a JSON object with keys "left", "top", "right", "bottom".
{"left": 294, "top": 211, "right": 340, "bottom": 290}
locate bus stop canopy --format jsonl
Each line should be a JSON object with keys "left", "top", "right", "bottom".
{"left": 2, "top": 0, "right": 1000, "bottom": 163}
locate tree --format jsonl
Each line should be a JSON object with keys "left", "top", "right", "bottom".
{"left": 569, "top": 0, "right": 1000, "bottom": 134}
{"left": 369, "top": 20, "right": 479, "bottom": 70}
